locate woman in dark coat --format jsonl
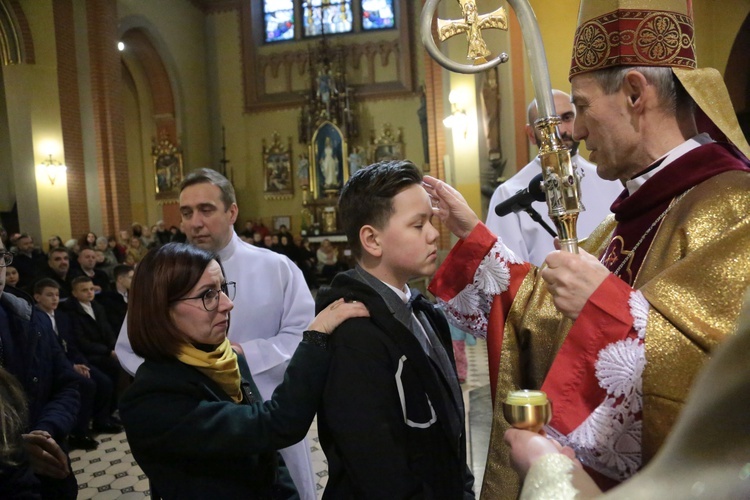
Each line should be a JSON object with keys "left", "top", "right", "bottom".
{"left": 119, "top": 243, "right": 367, "bottom": 499}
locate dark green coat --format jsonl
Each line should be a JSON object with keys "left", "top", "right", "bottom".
{"left": 119, "top": 342, "right": 330, "bottom": 499}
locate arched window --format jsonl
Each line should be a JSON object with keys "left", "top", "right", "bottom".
{"left": 263, "top": 0, "right": 395, "bottom": 43}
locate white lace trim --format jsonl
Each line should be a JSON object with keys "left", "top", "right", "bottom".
{"left": 439, "top": 238, "right": 517, "bottom": 339}
{"left": 629, "top": 290, "right": 649, "bottom": 340}
{"left": 548, "top": 291, "right": 650, "bottom": 482}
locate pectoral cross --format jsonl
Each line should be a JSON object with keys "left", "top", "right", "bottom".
{"left": 437, "top": 0, "right": 508, "bottom": 64}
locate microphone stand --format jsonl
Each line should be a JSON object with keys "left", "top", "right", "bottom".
{"left": 522, "top": 206, "right": 557, "bottom": 238}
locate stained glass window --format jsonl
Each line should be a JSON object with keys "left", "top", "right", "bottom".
{"left": 264, "top": 0, "right": 295, "bottom": 43}
{"left": 362, "top": 0, "right": 395, "bottom": 31}
{"left": 302, "top": 0, "right": 353, "bottom": 37}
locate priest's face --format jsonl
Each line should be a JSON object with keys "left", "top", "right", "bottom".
{"left": 179, "top": 182, "right": 238, "bottom": 253}
{"left": 571, "top": 73, "right": 641, "bottom": 182}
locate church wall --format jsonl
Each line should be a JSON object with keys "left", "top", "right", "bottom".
{"left": 3, "top": 0, "right": 71, "bottom": 245}
{"left": 206, "top": 7, "right": 426, "bottom": 235}
{"left": 693, "top": 0, "right": 750, "bottom": 74}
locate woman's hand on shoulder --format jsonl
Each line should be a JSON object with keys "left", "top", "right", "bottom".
{"left": 308, "top": 298, "right": 369, "bottom": 334}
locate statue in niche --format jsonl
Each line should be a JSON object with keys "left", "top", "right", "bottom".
{"left": 348, "top": 147, "right": 364, "bottom": 176}
{"left": 297, "top": 154, "right": 310, "bottom": 189}
{"left": 320, "top": 137, "right": 340, "bottom": 188}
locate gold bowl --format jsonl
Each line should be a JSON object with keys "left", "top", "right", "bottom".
{"left": 502, "top": 390, "right": 552, "bottom": 433}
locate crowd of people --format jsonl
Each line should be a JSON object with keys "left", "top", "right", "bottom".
{"left": 237, "top": 221, "right": 348, "bottom": 288}
{"left": 2, "top": 1, "right": 749, "bottom": 498}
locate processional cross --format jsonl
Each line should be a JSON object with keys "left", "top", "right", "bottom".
{"left": 437, "top": 0, "right": 508, "bottom": 64}
{"left": 422, "top": 0, "right": 582, "bottom": 253}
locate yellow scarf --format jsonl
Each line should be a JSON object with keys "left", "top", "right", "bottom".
{"left": 176, "top": 337, "right": 242, "bottom": 403}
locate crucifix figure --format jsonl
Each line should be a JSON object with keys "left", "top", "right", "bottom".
{"left": 437, "top": 0, "right": 508, "bottom": 64}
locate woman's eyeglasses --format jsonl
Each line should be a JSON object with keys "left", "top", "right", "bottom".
{"left": 1, "top": 251, "right": 13, "bottom": 267}
{"left": 174, "top": 281, "right": 236, "bottom": 311}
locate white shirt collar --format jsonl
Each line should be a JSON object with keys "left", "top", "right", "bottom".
{"left": 80, "top": 301, "right": 96, "bottom": 320}
{"left": 625, "top": 133, "right": 713, "bottom": 195}
{"left": 384, "top": 281, "right": 411, "bottom": 304}
{"left": 217, "top": 231, "right": 239, "bottom": 262}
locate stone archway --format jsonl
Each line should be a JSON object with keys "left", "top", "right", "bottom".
{"left": 119, "top": 26, "right": 180, "bottom": 227}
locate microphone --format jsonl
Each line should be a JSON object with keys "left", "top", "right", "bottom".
{"left": 494, "top": 173, "right": 546, "bottom": 217}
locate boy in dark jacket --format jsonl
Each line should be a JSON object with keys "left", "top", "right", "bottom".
{"left": 34, "top": 279, "right": 121, "bottom": 450}
{"left": 62, "top": 276, "right": 122, "bottom": 411}
{"left": 315, "top": 160, "right": 475, "bottom": 499}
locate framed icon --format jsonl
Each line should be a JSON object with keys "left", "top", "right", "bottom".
{"left": 263, "top": 132, "right": 294, "bottom": 198}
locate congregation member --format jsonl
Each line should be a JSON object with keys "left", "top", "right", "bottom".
{"left": 119, "top": 243, "right": 367, "bottom": 499}
{"left": 116, "top": 168, "right": 320, "bottom": 499}
{"left": 0, "top": 241, "right": 80, "bottom": 499}
{"left": 485, "top": 90, "right": 622, "bottom": 266}
{"left": 10, "top": 233, "right": 47, "bottom": 289}
{"left": 37, "top": 247, "right": 73, "bottom": 300}
{"left": 97, "top": 264, "right": 133, "bottom": 333}
{"left": 33, "top": 279, "right": 121, "bottom": 451}
{"left": 69, "top": 247, "right": 111, "bottom": 293}
{"left": 316, "top": 161, "right": 475, "bottom": 498}
{"left": 63, "top": 276, "right": 121, "bottom": 408}
{"left": 424, "top": 1, "right": 750, "bottom": 497}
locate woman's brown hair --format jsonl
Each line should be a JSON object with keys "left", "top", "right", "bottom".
{"left": 0, "top": 367, "right": 28, "bottom": 466}
{"left": 128, "top": 242, "right": 218, "bottom": 361}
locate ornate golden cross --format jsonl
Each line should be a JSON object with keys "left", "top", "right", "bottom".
{"left": 437, "top": 0, "right": 508, "bottom": 64}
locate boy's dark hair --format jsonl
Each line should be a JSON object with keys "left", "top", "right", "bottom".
{"left": 113, "top": 264, "right": 134, "bottom": 281}
{"left": 339, "top": 160, "right": 422, "bottom": 259}
{"left": 71, "top": 275, "right": 94, "bottom": 289}
{"left": 33, "top": 278, "right": 60, "bottom": 295}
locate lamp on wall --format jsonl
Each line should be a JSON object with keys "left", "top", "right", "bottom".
{"left": 443, "top": 90, "right": 468, "bottom": 138}
{"left": 38, "top": 154, "right": 67, "bottom": 185}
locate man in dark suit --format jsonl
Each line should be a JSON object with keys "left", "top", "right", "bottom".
{"left": 96, "top": 264, "right": 133, "bottom": 334}
{"left": 68, "top": 248, "right": 111, "bottom": 293}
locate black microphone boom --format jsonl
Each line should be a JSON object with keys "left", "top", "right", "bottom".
{"left": 494, "top": 173, "right": 546, "bottom": 217}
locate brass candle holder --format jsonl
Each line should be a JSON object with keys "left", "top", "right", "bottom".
{"left": 502, "top": 390, "right": 552, "bottom": 433}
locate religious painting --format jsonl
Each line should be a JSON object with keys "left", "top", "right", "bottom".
{"left": 310, "top": 121, "right": 348, "bottom": 199}
{"left": 368, "top": 123, "right": 404, "bottom": 164}
{"left": 152, "top": 136, "right": 183, "bottom": 201}
{"left": 263, "top": 133, "right": 294, "bottom": 199}
{"left": 272, "top": 215, "right": 291, "bottom": 232}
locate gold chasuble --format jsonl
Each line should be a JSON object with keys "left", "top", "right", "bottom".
{"left": 430, "top": 145, "right": 750, "bottom": 499}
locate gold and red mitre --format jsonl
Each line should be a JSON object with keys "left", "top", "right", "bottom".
{"left": 570, "top": 0, "right": 696, "bottom": 78}
{"left": 568, "top": 0, "right": 750, "bottom": 157}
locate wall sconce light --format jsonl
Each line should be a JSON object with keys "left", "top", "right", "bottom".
{"left": 38, "top": 154, "right": 67, "bottom": 185}
{"left": 443, "top": 90, "right": 468, "bottom": 138}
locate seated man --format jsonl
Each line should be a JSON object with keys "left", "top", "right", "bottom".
{"left": 37, "top": 248, "right": 72, "bottom": 300}
{"left": 68, "top": 247, "right": 111, "bottom": 293}
{"left": 315, "top": 161, "right": 475, "bottom": 498}
{"left": 62, "top": 276, "right": 121, "bottom": 411}
{"left": 34, "top": 279, "right": 121, "bottom": 450}
{"left": 10, "top": 233, "right": 47, "bottom": 289}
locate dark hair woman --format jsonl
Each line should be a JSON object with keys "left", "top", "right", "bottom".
{"left": 119, "top": 243, "right": 367, "bottom": 499}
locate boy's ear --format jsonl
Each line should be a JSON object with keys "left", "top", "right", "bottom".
{"left": 359, "top": 225, "right": 382, "bottom": 258}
